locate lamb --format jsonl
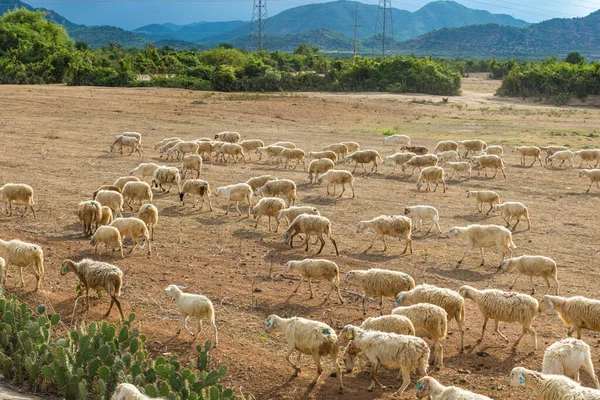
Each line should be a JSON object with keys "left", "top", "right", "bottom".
{"left": 128, "top": 163, "right": 160, "bottom": 181}
{"left": 508, "top": 367, "right": 600, "bottom": 400}
{"left": 284, "top": 258, "right": 344, "bottom": 304}
{"left": 401, "top": 154, "right": 438, "bottom": 176}
{"left": 60, "top": 259, "right": 124, "bottom": 319}
{"left": 92, "top": 185, "right": 121, "bottom": 200}
{"left": 214, "top": 183, "right": 253, "bottom": 217}
{"left": 120, "top": 131, "right": 142, "bottom": 144}
{"left": 0, "top": 239, "right": 44, "bottom": 291}
{"left": 445, "top": 161, "right": 472, "bottom": 180}
{"left": 492, "top": 201, "right": 531, "bottom": 231}
{"left": 447, "top": 224, "right": 515, "bottom": 267}
{"left": 180, "top": 155, "right": 202, "bottom": 179}
{"left": 239, "top": 139, "right": 264, "bottom": 160}
{"left": 317, "top": 169, "right": 355, "bottom": 198}
{"left": 255, "top": 179, "right": 297, "bottom": 206}
{"left": 158, "top": 139, "right": 182, "bottom": 159}
{"left": 548, "top": 150, "right": 575, "bottom": 168}
{"left": 194, "top": 140, "right": 214, "bottom": 160}
{"left": 458, "top": 139, "right": 487, "bottom": 158}
{"left": 214, "top": 131, "right": 240, "bottom": 143}
{"left": 539, "top": 295, "right": 600, "bottom": 339}
{"left": 435, "top": 150, "right": 460, "bottom": 163}
{"left": 245, "top": 175, "right": 278, "bottom": 191}
{"left": 459, "top": 285, "right": 538, "bottom": 352}
{"left": 323, "top": 143, "right": 349, "bottom": 161}
{"left": 415, "top": 376, "right": 492, "bottom": 400}
{"left": 392, "top": 303, "right": 448, "bottom": 367}
{"left": 357, "top": 215, "right": 412, "bottom": 253}
{"left": 276, "top": 148, "right": 306, "bottom": 170}
{"left": 210, "top": 141, "right": 226, "bottom": 160}
{"left": 307, "top": 158, "right": 335, "bottom": 183}
{"left": 164, "top": 285, "right": 218, "bottom": 347}
{"left": 341, "top": 142, "right": 360, "bottom": 153}
{"left": 215, "top": 143, "right": 246, "bottom": 164}
{"left": 579, "top": 169, "right": 600, "bottom": 192}
{"left": 345, "top": 149, "right": 383, "bottom": 176}
{"left": 78, "top": 200, "right": 103, "bottom": 236}
{"left": 383, "top": 152, "right": 416, "bottom": 175}
{"left": 179, "top": 179, "right": 212, "bottom": 211}
{"left": 112, "top": 383, "right": 165, "bottom": 400}
{"left": 416, "top": 166, "right": 446, "bottom": 193}
{"left": 256, "top": 145, "right": 285, "bottom": 164}
{"left": 251, "top": 197, "right": 286, "bottom": 232}
{"left": 99, "top": 206, "right": 114, "bottom": 227}
{"left": 513, "top": 146, "right": 543, "bottom": 166}
{"left": 94, "top": 190, "right": 124, "bottom": 218}
{"left": 345, "top": 268, "right": 415, "bottom": 315}
{"left": 110, "top": 217, "right": 151, "bottom": 255}
{"left": 340, "top": 324, "right": 428, "bottom": 396}
{"left": 152, "top": 166, "right": 181, "bottom": 193}
{"left": 276, "top": 206, "right": 320, "bottom": 228}
{"left": 272, "top": 141, "right": 296, "bottom": 149}
{"left": 401, "top": 145, "right": 428, "bottom": 155}
{"left": 467, "top": 190, "right": 500, "bottom": 214}
{"left": 480, "top": 145, "right": 504, "bottom": 157}
{"left": 471, "top": 154, "right": 506, "bottom": 178}
{"left": 113, "top": 176, "right": 140, "bottom": 191}
{"left": 0, "top": 183, "right": 36, "bottom": 218}
{"left": 154, "top": 137, "right": 180, "bottom": 150}
{"left": 542, "top": 338, "right": 599, "bottom": 388}
{"left": 110, "top": 135, "right": 143, "bottom": 156}
{"left": 137, "top": 204, "right": 159, "bottom": 241}
{"left": 404, "top": 205, "right": 441, "bottom": 234}
{"left": 122, "top": 181, "right": 153, "bottom": 211}
{"left": 541, "top": 146, "right": 569, "bottom": 164}
{"left": 306, "top": 150, "right": 337, "bottom": 163}
{"left": 90, "top": 226, "right": 123, "bottom": 259}
{"left": 574, "top": 149, "right": 600, "bottom": 168}
{"left": 397, "top": 283, "right": 466, "bottom": 352}
{"left": 283, "top": 214, "right": 339, "bottom": 256}
{"left": 501, "top": 255, "right": 559, "bottom": 295}
{"left": 433, "top": 140, "right": 459, "bottom": 154}
{"left": 383, "top": 134, "right": 411, "bottom": 149}
{"left": 265, "top": 315, "right": 342, "bottom": 392}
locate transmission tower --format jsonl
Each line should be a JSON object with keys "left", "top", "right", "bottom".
{"left": 249, "top": 0, "right": 268, "bottom": 51}
{"left": 374, "top": 0, "right": 393, "bottom": 57}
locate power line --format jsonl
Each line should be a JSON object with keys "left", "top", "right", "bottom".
{"left": 249, "top": 0, "right": 267, "bottom": 50}
{"left": 374, "top": 0, "right": 393, "bottom": 57}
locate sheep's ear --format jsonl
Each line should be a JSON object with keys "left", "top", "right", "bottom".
{"left": 518, "top": 372, "right": 526, "bottom": 385}
{"left": 460, "top": 289, "right": 468, "bottom": 297}
{"left": 177, "top": 286, "right": 186, "bottom": 290}
{"left": 547, "top": 298, "right": 554, "bottom": 309}
{"left": 60, "top": 265, "right": 68, "bottom": 274}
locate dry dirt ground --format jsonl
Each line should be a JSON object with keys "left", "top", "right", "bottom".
{"left": 1, "top": 76, "right": 600, "bottom": 400}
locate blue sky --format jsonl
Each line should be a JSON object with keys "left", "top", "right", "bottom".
{"left": 23, "top": 0, "right": 600, "bottom": 30}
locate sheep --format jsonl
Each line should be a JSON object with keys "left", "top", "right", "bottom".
{"left": 471, "top": 154, "right": 507, "bottom": 178}
{"left": 467, "top": 190, "right": 500, "bottom": 214}
{"left": 345, "top": 149, "right": 383, "bottom": 176}
{"left": 433, "top": 140, "right": 459, "bottom": 154}
{"left": 214, "top": 131, "right": 240, "bottom": 143}
{"left": 392, "top": 303, "right": 448, "bottom": 367}
{"left": 574, "top": 149, "right": 600, "bottom": 168}
{"left": 480, "top": 145, "right": 504, "bottom": 157}
{"left": 416, "top": 166, "right": 446, "bottom": 193}
{"left": 158, "top": 139, "right": 182, "bottom": 159}
{"left": 508, "top": 367, "right": 600, "bottom": 400}
{"left": 579, "top": 169, "right": 600, "bottom": 192}
{"left": 137, "top": 204, "right": 158, "bottom": 241}
{"left": 415, "top": 376, "right": 492, "bottom": 400}
{"left": 383, "top": 152, "right": 416, "bottom": 175}
{"left": 251, "top": 197, "right": 286, "bottom": 232}
{"left": 501, "top": 255, "right": 559, "bottom": 295}
{"left": 152, "top": 166, "right": 181, "bottom": 193}
{"left": 255, "top": 179, "right": 297, "bottom": 206}
{"left": 345, "top": 268, "right": 415, "bottom": 315}
{"left": 239, "top": 139, "right": 264, "bottom": 160}
{"left": 542, "top": 338, "right": 600, "bottom": 389}
{"left": 193, "top": 140, "right": 214, "bottom": 160}
{"left": 78, "top": 200, "right": 103, "bottom": 236}
{"left": 0, "top": 239, "right": 43, "bottom": 291}
{"left": 283, "top": 214, "right": 339, "bottom": 256}
{"left": 245, "top": 175, "right": 278, "bottom": 191}
{"left": 164, "top": 285, "right": 218, "bottom": 347}
{"left": 60, "top": 259, "right": 124, "bottom": 318}
{"left": 121, "top": 181, "right": 153, "bottom": 211}
{"left": 113, "top": 176, "right": 140, "bottom": 191}
{"left": 383, "top": 134, "right": 411, "bottom": 150}
{"left": 216, "top": 143, "right": 246, "bottom": 164}
{"left": 548, "top": 150, "right": 575, "bottom": 168}
{"left": 357, "top": 215, "right": 412, "bottom": 254}
{"left": 167, "top": 141, "right": 199, "bottom": 161}
{"left": 401, "top": 145, "right": 428, "bottom": 155}
{"left": 445, "top": 161, "right": 472, "bottom": 180}
{"left": 341, "top": 141, "right": 360, "bottom": 153}
{"left": 90, "top": 226, "right": 123, "bottom": 259}
{"left": 179, "top": 179, "right": 212, "bottom": 211}
{"left": 94, "top": 190, "right": 124, "bottom": 218}
{"left": 92, "top": 185, "right": 121, "bottom": 200}
{"left": 403, "top": 205, "right": 441, "bottom": 234}
{"left": 272, "top": 141, "right": 296, "bottom": 149}
{"left": 447, "top": 224, "right": 515, "bottom": 267}
{"left": 110, "top": 135, "right": 143, "bottom": 156}
{"left": 284, "top": 259, "right": 344, "bottom": 304}
{"left": 541, "top": 146, "right": 569, "bottom": 164}
{"left": 317, "top": 170, "right": 355, "bottom": 198}
{"left": 112, "top": 383, "right": 165, "bottom": 400}
{"left": 492, "top": 201, "right": 531, "bottom": 231}
{"left": 120, "top": 131, "right": 142, "bottom": 144}
{"left": 99, "top": 206, "right": 114, "bottom": 227}
{"left": 459, "top": 285, "right": 538, "bottom": 352}
{"left": 402, "top": 154, "right": 438, "bottom": 177}
{"left": 180, "top": 155, "right": 202, "bottom": 179}
{"left": 459, "top": 139, "right": 487, "bottom": 158}
{"left": 0, "top": 183, "right": 36, "bottom": 218}
{"left": 154, "top": 137, "right": 180, "bottom": 150}
{"left": 276, "top": 148, "right": 306, "bottom": 170}
{"left": 435, "top": 150, "right": 460, "bottom": 163}
{"left": 513, "top": 145, "right": 543, "bottom": 166}
{"left": 539, "top": 295, "right": 600, "bottom": 340}
{"left": 128, "top": 163, "right": 160, "bottom": 182}
{"left": 276, "top": 206, "right": 320, "bottom": 228}
{"left": 265, "top": 315, "right": 342, "bottom": 392}
{"left": 214, "top": 183, "right": 253, "bottom": 217}
{"left": 307, "top": 159, "right": 335, "bottom": 183}
{"left": 361, "top": 315, "right": 415, "bottom": 335}
{"left": 397, "top": 284, "right": 466, "bottom": 352}
{"left": 210, "top": 141, "right": 226, "bottom": 160}
{"left": 110, "top": 217, "right": 151, "bottom": 255}
{"left": 323, "top": 143, "right": 349, "bottom": 161}
{"left": 306, "top": 150, "right": 337, "bottom": 163}
{"left": 340, "top": 324, "right": 428, "bottom": 396}
{"left": 256, "top": 145, "right": 285, "bottom": 164}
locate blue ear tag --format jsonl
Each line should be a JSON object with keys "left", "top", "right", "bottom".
{"left": 265, "top": 321, "right": 271, "bottom": 327}
{"left": 396, "top": 298, "right": 401, "bottom": 304}
{"left": 518, "top": 374, "right": 526, "bottom": 384}
{"left": 416, "top": 383, "right": 423, "bottom": 389}
{"left": 322, "top": 328, "right": 330, "bottom": 335}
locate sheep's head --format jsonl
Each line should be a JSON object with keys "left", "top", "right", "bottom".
{"left": 90, "top": 236, "right": 96, "bottom": 246}
{"left": 264, "top": 315, "right": 278, "bottom": 332}
{"left": 254, "top": 188, "right": 262, "bottom": 197}
{"left": 446, "top": 227, "right": 460, "bottom": 239}
{"left": 215, "top": 187, "right": 223, "bottom": 197}
{"left": 512, "top": 146, "right": 519, "bottom": 152}
{"left": 164, "top": 285, "right": 184, "bottom": 299}
{"left": 579, "top": 170, "right": 586, "bottom": 178}
{"left": 458, "top": 286, "right": 470, "bottom": 299}
{"left": 282, "top": 232, "right": 290, "bottom": 245}
{"left": 284, "top": 261, "right": 294, "bottom": 273}
{"left": 60, "top": 260, "right": 75, "bottom": 276}
{"left": 508, "top": 367, "right": 528, "bottom": 387}
{"left": 342, "top": 340, "right": 359, "bottom": 373}
{"left": 415, "top": 377, "right": 432, "bottom": 399}
{"left": 356, "top": 222, "right": 366, "bottom": 234}
{"left": 178, "top": 192, "right": 185, "bottom": 202}
{"left": 339, "top": 325, "right": 357, "bottom": 343}
{"left": 416, "top": 181, "right": 423, "bottom": 191}
{"left": 492, "top": 205, "right": 499, "bottom": 214}
{"left": 500, "top": 258, "right": 513, "bottom": 272}
{"left": 538, "top": 295, "right": 555, "bottom": 313}
{"left": 250, "top": 206, "right": 258, "bottom": 217}
{"left": 344, "top": 271, "right": 355, "bottom": 284}
{"left": 109, "top": 145, "right": 115, "bottom": 152}
{"left": 396, "top": 292, "right": 407, "bottom": 305}
{"left": 466, "top": 191, "right": 473, "bottom": 198}
{"left": 401, "top": 163, "right": 408, "bottom": 171}
{"left": 214, "top": 134, "right": 219, "bottom": 139}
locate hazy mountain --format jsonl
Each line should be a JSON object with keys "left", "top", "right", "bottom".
{"left": 134, "top": 20, "right": 247, "bottom": 42}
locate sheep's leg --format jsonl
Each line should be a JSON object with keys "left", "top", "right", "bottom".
{"left": 401, "top": 238, "right": 412, "bottom": 255}
{"left": 338, "top": 183, "right": 346, "bottom": 198}
{"left": 582, "top": 356, "right": 600, "bottom": 389}
{"left": 307, "top": 279, "right": 314, "bottom": 299}
{"left": 207, "top": 196, "right": 213, "bottom": 211}
{"left": 316, "top": 234, "right": 326, "bottom": 254}
{"left": 332, "top": 184, "right": 337, "bottom": 196}
{"left": 330, "top": 237, "right": 339, "bottom": 256}
{"left": 381, "top": 235, "right": 387, "bottom": 251}
{"left": 362, "top": 295, "right": 367, "bottom": 316}
{"left": 85, "top": 287, "right": 90, "bottom": 311}
{"left": 390, "top": 164, "right": 397, "bottom": 175}
{"left": 183, "top": 316, "right": 195, "bottom": 336}
{"left": 477, "top": 202, "right": 482, "bottom": 213}
{"left": 509, "top": 274, "right": 522, "bottom": 291}
{"left": 235, "top": 201, "right": 242, "bottom": 216}
{"left": 326, "top": 184, "right": 331, "bottom": 195}
{"left": 485, "top": 203, "right": 494, "bottom": 215}
{"left": 477, "top": 316, "right": 489, "bottom": 343}
{"left": 526, "top": 215, "right": 531, "bottom": 230}
{"left": 456, "top": 246, "right": 472, "bottom": 267}
{"left": 433, "top": 220, "right": 442, "bottom": 234}
{"left": 350, "top": 182, "right": 355, "bottom": 198}
{"left": 312, "top": 353, "right": 323, "bottom": 384}
{"left": 456, "top": 316, "right": 465, "bottom": 352}
{"left": 529, "top": 275, "right": 536, "bottom": 295}
{"left": 334, "top": 282, "right": 344, "bottom": 304}
{"left": 512, "top": 217, "right": 521, "bottom": 231}
{"left": 391, "top": 368, "right": 410, "bottom": 397}
{"left": 274, "top": 218, "right": 280, "bottom": 233}
{"left": 365, "top": 234, "right": 379, "bottom": 252}
{"left": 119, "top": 242, "right": 124, "bottom": 259}
{"left": 7, "top": 201, "right": 12, "bottom": 216}
{"left": 351, "top": 161, "right": 358, "bottom": 174}
{"left": 254, "top": 214, "right": 261, "bottom": 229}
{"left": 494, "top": 320, "right": 509, "bottom": 344}
{"left": 587, "top": 182, "right": 593, "bottom": 193}
{"left": 434, "top": 342, "right": 444, "bottom": 367}
{"left": 552, "top": 277, "right": 560, "bottom": 295}
{"left": 285, "top": 345, "right": 301, "bottom": 375}
{"left": 368, "top": 361, "right": 385, "bottom": 391}
{"left": 479, "top": 247, "right": 485, "bottom": 266}
{"left": 292, "top": 277, "right": 304, "bottom": 294}
{"left": 19, "top": 267, "right": 25, "bottom": 287}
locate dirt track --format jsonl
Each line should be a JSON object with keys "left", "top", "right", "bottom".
{"left": 1, "top": 77, "right": 600, "bottom": 399}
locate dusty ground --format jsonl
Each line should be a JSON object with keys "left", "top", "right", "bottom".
{"left": 1, "top": 75, "right": 600, "bottom": 399}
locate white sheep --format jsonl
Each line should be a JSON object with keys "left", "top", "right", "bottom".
{"left": 216, "top": 143, "right": 245, "bottom": 164}
{"left": 539, "top": 295, "right": 600, "bottom": 340}
{"left": 307, "top": 158, "right": 335, "bottom": 183}
{"left": 194, "top": 140, "right": 213, "bottom": 160}
{"left": 251, "top": 197, "right": 286, "bottom": 232}
{"left": 152, "top": 166, "right": 181, "bottom": 193}
{"left": 458, "top": 139, "right": 487, "bottom": 158}
{"left": 467, "top": 190, "right": 500, "bottom": 214}
{"left": 256, "top": 145, "right": 285, "bottom": 164}
{"left": 501, "top": 255, "right": 559, "bottom": 295}
{"left": 513, "top": 145, "right": 543, "bottom": 166}
{"left": 508, "top": 367, "right": 600, "bottom": 400}
{"left": 154, "top": 137, "right": 179, "bottom": 150}
{"left": 90, "top": 226, "right": 124, "bottom": 259}
{"left": 357, "top": 215, "right": 412, "bottom": 254}
{"left": 574, "top": 149, "right": 600, "bottom": 168}
{"left": 403, "top": 205, "right": 441, "bottom": 234}
{"left": 272, "top": 141, "right": 296, "bottom": 149}
{"left": 0, "top": 239, "right": 44, "bottom": 291}
{"left": 113, "top": 176, "right": 140, "bottom": 191}
{"left": 492, "top": 201, "right": 531, "bottom": 231}
{"left": 345, "top": 268, "right": 415, "bottom": 315}
{"left": 179, "top": 179, "right": 212, "bottom": 211}
{"left": 245, "top": 175, "right": 278, "bottom": 191}
{"left": 401, "top": 154, "right": 438, "bottom": 176}
{"left": 60, "top": 258, "right": 124, "bottom": 318}
{"left": 323, "top": 143, "right": 349, "bottom": 161}
{"left": 317, "top": 169, "right": 355, "bottom": 198}
{"left": 540, "top": 145, "right": 569, "bottom": 164}
{"left": 110, "top": 217, "right": 151, "bottom": 255}
{"left": 239, "top": 139, "right": 264, "bottom": 160}
{"left": 341, "top": 141, "right": 360, "bottom": 153}
{"left": 255, "top": 179, "right": 297, "bottom": 206}
{"left": 137, "top": 204, "right": 159, "bottom": 241}
{"left": 416, "top": 166, "right": 446, "bottom": 193}
{"left": 548, "top": 150, "right": 575, "bottom": 168}
{"left": 435, "top": 150, "right": 460, "bottom": 163}
{"left": 164, "top": 285, "right": 217, "bottom": 347}
{"left": 0, "top": 183, "right": 36, "bottom": 218}
{"left": 480, "top": 145, "right": 504, "bottom": 157}
{"left": 459, "top": 285, "right": 538, "bottom": 352}
{"left": 360, "top": 315, "right": 415, "bottom": 335}
{"left": 265, "top": 315, "right": 343, "bottom": 392}
{"left": 181, "top": 155, "right": 203, "bottom": 179}
{"left": 110, "top": 135, "right": 143, "bottom": 156}
{"left": 444, "top": 161, "right": 472, "bottom": 180}
{"left": 215, "top": 183, "right": 253, "bottom": 217}
{"left": 276, "top": 148, "right": 306, "bottom": 170}
{"left": 283, "top": 214, "right": 339, "bottom": 256}
{"left": 284, "top": 259, "right": 344, "bottom": 304}
{"left": 383, "top": 134, "right": 411, "bottom": 150}
{"left": 447, "top": 224, "right": 515, "bottom": 267}
{"left": 92, "top": 185, "right": 121, "bottom": 200}
{"left": 129, "top": 163, "right": 160, "bottom": 181}
{"left": 121, "top": 131, "right": 142, "bottom": 144}
{"left": 99, "top": 206, "right": 114, "bottom": 227}
{"left": 276, "top": 206, "right": 320, "bottom": 228}
{"left": 306, "top": 150, "right": 337, "bottom": 163}
{"left": 78, "top": 200, "right": 102, "bottom": 236}
{"left": 383, "top": 152, "right": 416, "bottom": 175}
{"left": 158, "top": 139, "right": 182, "bottom": 159}
{"left": 542, "top": 338, "right": 600, "bottom": 389}
{"left": 94, "top": 190, "right": 124, "bottom": 218}
{"left": 471, "top": 154, "right": 506, "bottom": 178}
{"left": 214, "top": 131, "right": 240, "bottom": 143}
{"left": 345, "top": 149, "right": 382, "bottom": 176}
{"left": 122, "top": 181, "right": 153, "bottom": 211}
{"left": 415, "top": 376, "right": 492, "bottom": 399}
{"left": 579, "top": 169, "right": 600, "bottom": 192}
{"left": 433, "top": 140, "right": 459, "bottom": 154}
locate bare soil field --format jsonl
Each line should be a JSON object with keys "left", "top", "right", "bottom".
{"left": 1, "top": 76, "right": 600, "bottom": 399}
